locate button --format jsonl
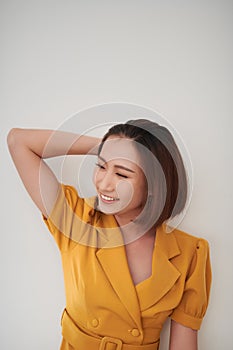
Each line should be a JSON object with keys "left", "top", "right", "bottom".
{"left": 91, "top": 318, "right": 99, "bottom": 327}
{"left": 131, "top": 328, "right": 140, "bottom": 337}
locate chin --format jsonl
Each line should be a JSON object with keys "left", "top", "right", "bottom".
{"left": 97, "top": 202, "right": 118, "bottom": 215}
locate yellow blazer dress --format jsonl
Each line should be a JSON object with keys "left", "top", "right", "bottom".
{"left": 43, "top": 184, "right": 212, "bottom": 350}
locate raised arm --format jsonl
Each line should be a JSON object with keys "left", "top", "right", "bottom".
{"left": 7, "top": 128, "right": 100, "bottom": 218}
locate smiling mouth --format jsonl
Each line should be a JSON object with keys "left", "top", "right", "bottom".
{"left": 99, "top": 193, "right": 120, "bottom": 203}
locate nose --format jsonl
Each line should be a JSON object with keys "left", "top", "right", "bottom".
{"left": 98, "top": 171, "right": 115, "bottom": 193}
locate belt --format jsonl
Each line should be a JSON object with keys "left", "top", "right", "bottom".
{"left": 61, "top": 308, "right": 159, "bottom": 350}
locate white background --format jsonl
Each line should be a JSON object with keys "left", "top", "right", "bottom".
{"left": 1, "top": 0, "right": 233, "bottom": 349}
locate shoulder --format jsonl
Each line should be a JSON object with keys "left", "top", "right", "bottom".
{"left": 172, "top": 224, "right": 209, "bottom": 248}
{"left": 172, "top": 226, "right": 209, "bottom": 246}
{"left": 60, "top": 183, "right": 97, "bottom": 212}
{"left": 168, "top": 225, "right": 210, "bottom": 260}
{"left": 155, "top": 224, "right": 209, "bottom": 270}
{"left": 156, "top": 223, "right": 210, "bottom": 257}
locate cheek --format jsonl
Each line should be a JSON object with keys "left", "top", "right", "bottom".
{"left": 116, "top": 181, "right": 134, "bottom": 203}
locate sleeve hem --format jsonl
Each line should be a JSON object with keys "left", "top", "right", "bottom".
{"left": 170, "top": 308, "right": 203, "bottom": 330}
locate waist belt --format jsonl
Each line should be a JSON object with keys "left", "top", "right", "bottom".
{"left": 61, "top": 308, "right": 159, "bottom": 350}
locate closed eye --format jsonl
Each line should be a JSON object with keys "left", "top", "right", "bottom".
{"left": 96, "top": 163, "right": 128, "bottom": 178}
{"left": 116, "top": 173, "right": 128, "bottom": 178}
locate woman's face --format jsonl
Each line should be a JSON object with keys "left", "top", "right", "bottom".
{"left": 93, "top": 136, "right": 148, "bottom": 224}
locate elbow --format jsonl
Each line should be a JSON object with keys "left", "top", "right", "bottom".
{"left": 7, "top": 128, "right": 22, "bottom": 150}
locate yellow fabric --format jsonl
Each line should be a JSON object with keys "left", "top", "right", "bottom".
{"left": 61, "top": 308, "right": 160, "bottom": 350}
{"left": 42, "top": 184, "right": 212, "bottom": 349}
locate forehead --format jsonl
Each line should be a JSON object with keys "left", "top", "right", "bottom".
{"left": 99, "top": 137, "right": 142, "bottom": 167}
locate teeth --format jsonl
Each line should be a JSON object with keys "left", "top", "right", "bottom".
{"left": 100, "top": 193, "right": 118, "bottom": 201}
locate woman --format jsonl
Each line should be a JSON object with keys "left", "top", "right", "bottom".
{"left": 7, "top": 119, "right": 211, "bottom": 350}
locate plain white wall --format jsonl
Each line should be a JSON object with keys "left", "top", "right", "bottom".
{"left": 1, "top": 0, "right": 232, "bottom": 349}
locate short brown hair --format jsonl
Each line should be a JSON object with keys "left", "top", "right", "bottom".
{"left": 98, "top": 119, "right": 188, "bottom": 229}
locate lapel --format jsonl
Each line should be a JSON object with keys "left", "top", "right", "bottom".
{"left": 96, "top": 244, "right": 142, "bottom": 329}
{"left": 95, "top": 214, "right": 181, "bottom": 325}
{"left": 135, "top": 224, "right": 181, "bottom": 311}
{"left": 95, "top": 213, "right": 142, "bottom": 329}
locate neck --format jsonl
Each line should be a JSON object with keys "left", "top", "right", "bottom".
{"left": 114, "top": 214, "right": 156, "bottom": 245}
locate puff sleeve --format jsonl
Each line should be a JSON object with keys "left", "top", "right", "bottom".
{"left": 171, "top": 238, "right": 212, "bottom": 330}
{"left": 42, "top": 183, "right": 96, "bottom": 252}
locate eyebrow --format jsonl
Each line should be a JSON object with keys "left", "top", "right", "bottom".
{"left": 98, "top": 155, "right": 136, "bottom": 173}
